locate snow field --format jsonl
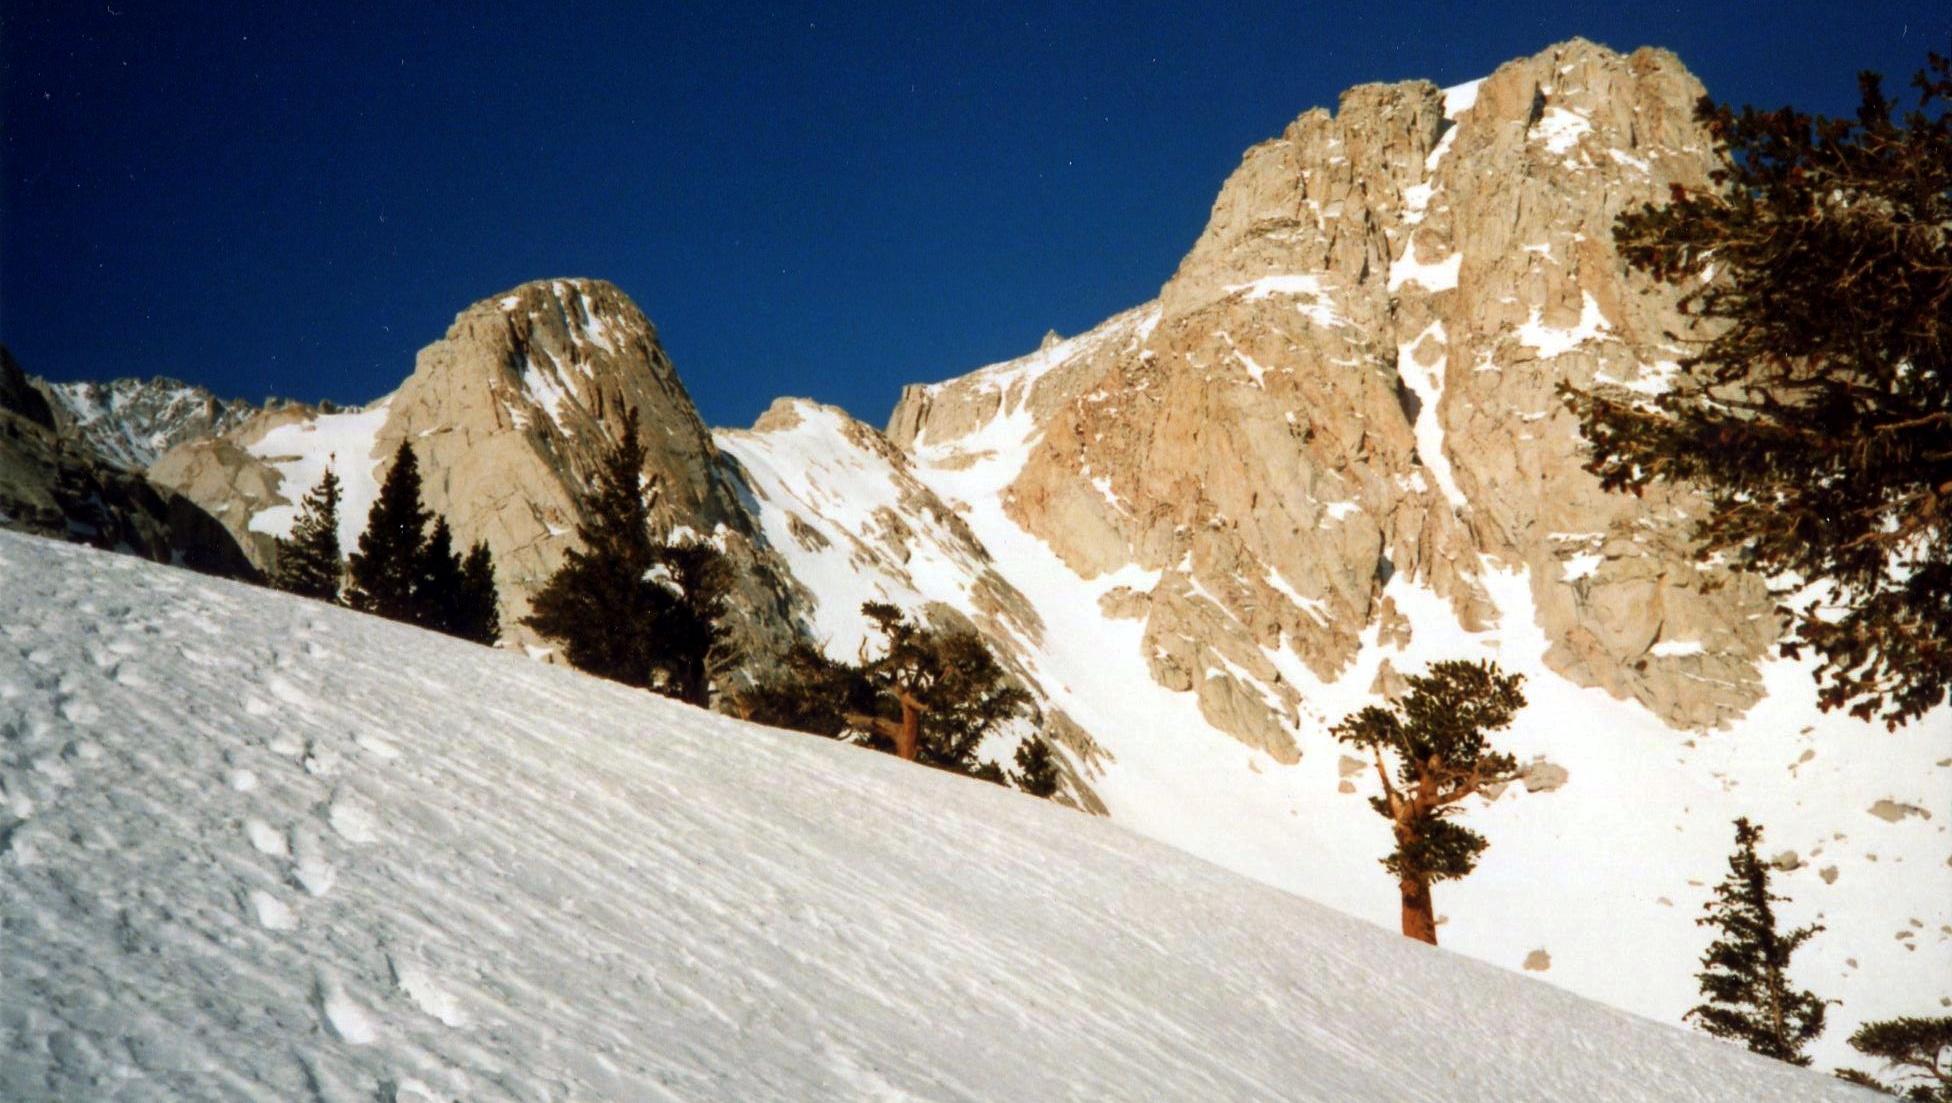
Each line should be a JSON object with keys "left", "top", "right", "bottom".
{"left": 887, "top": 338, "right": 1951, "bottom": 1074}
{"left": 0, "top": 530, "right": 1877, "bottom": 1101}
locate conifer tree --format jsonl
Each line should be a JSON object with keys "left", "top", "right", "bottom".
{"left": 1842, "top": 1016, "right": 1952, "bottom": 1100}
{"left": 346, "top": 443, "right": 431, "bottom": 622}
{"left": 525, "top": 407, "right": 730, "bottom": 699}
{"left": 418, "top": 518, "right": 464, "bottom": 630}
{"left": 736, "top": 602, "right": 1032, "bottom": 787}
{"left": 1563, "top": 53, "right": 1952, "bottom": 727}
{"left": 648, "top": 538, "right": 733, "bottom": 707}
{"left": 342, "top": 442, "right": 499, "bottom": 645}
{"left": 1010, "top": 736, "right": 1061, "bottom": 798}
{"left": 1686, "top": 818, "right": 1827, "bottom": 1065}
{"left": 455, "top": 540, "right": 501, "bottom": 646}
{"left": 1332, "top": 659, "right": 1527, "bottom": 945}
{"left": 270, "top": 464, "right": 343, "bottom": 602}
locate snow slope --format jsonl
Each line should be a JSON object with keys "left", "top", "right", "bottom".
{"left": 0, "top": 531, "right": 1875, "bottom": 1101}
{"left": 779, "top": 328, "right": 1952, "bottom": 1073}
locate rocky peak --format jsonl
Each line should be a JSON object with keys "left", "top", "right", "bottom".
{"left": 889, "top": 40, "right": 1773, "bottom": 757}
{"left": 35, "top": 375, "right": 258, "bottom": 471}
{"left": 372, "top": 278, "right": 802, "bottom": 664}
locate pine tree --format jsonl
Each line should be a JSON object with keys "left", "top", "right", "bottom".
{"left": 647, "top": 538, "right": 733, "bottom": 707}
{"left": 1332, "top": 659, "right": 1527, "bottom": 945}
{"left": 346, "top": 443, "right": 431, "bottom": 622}
{"left": 1010, "top": 736, "right": 1061, "bottom": 798}
{"left": 342, "top": 442, "right": 498, "bottom": 645}
{"left": 524, "top": 407, "right": 664, "bottom": 687}
{"left": 418, "top": 518, "right": 465, "bottom": 631}
{"left": 270, "top": 464, "right": 343, "bottom": 602}
{"left": 1843, "top": 1016, "right": 1952, "bottom": 1100}
{"left": 1562, "top": 53, "right": 1952, "bottom": 727}
{"left": 736, "top": 602, "right": 1032, "bottom": 787}
{"left": 1686, "top": 818, "right": 1827, "bottom": 1065}
{"left": 455, "top": 540, "right": 501, "bottom": 646}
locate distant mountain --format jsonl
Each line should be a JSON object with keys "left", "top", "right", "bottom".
{"left": 0, "top": 347, "right": 256, "bottom": 577}
{"left": 104, "top": 38, "right": 1947, "bottom": 1071}
{"left": 0, "top": 529, "right": 1872, "bottom": 1102}
{"left": 35, "top": 374, "right": 259, "bottom": 471}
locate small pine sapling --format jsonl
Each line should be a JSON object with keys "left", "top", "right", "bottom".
{"left": 270, "top": 463, "right": 343, "bottom": 602}
{"left": 1686, "top": 817, "right": 1827, "bottom": 1065}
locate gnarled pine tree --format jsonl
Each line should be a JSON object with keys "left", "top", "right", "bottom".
{"left": 1563, "top": 54, "right": 1952, "bottom": 727}
{"left": 1332, "top": 659, "right": 1527, "bottom": 945}
{"left": 736, "top": 602, "right": 1035, "bottom": 790}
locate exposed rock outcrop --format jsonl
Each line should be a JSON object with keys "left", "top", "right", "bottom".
{"left": 890, "top": 40, "right": 1777, "bottom": 755}
{"left": 372, "top": 278, "right": 802, "bottom": 669}
{"left": 0, "top": 348, "right": 257, "bottom": 578}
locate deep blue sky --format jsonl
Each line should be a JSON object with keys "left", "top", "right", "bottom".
{"left": 5, "top": 3, "right": 1947, "bottom": 429}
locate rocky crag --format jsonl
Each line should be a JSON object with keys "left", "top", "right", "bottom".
{"left": 0, "top": 348, "right": 255, "bottom": 577}
{"left": 34, "top": 376, "right": 259, "bottom": 472}
{"left": 150, "top": 279, "right": 806, "bottom": 676}
{"left": 890, "top": 39, "right": 1772, "bottom": 759}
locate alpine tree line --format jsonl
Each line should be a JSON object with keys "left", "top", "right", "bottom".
{"left": 270, "top": 442, "right": 498, "bottom": 645}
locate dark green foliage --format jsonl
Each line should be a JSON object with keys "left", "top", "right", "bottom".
{"left": 1687, "top": 818, "right": 1827, "bottom": 1065}
{"left": 522, "top": 407, "right": 729, "bottom": 704}
{"left": 649, "top": 537, "right": 733, "bottom": 707}
{"left": 270, "top": 464, "right": 342, "bottom": 601}
{"left": 1563, "top": 54, "right": 1952, "bottom": 728}
{"left": 344, "top": 442, "right": 499, "bottom": 644}
{"left": 1842, "top": 1016, "right": 1952, "bottom": 1100}
{"left": 1333, "top": 660, "right": 1526, "bottom": 943}
{"left": 457, "top": 540, "right": 500, "bottom": 645}
{"left": 737, "top": 602, "right": 1038, "bottom": 790}
{"left": 346, "top": 443, "right": 432, "bottom": 622}
{"left": 1010, "top": 736, "right": 1061, "bottom": 798}
{"left": 1334, "top": 660, "right": 1526, "bottom": 883}
{"left": 414, "top": 521, "right": 500, "bottom": 646}
{"left": 852, "top": 602, "right": 1030, "bottom": 775}
{"left": 736, "top": 643, "right": 864, "bottom": 737}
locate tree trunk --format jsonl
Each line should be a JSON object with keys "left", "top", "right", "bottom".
{"left": 1399, "top": 873, "right": 1438, "bottom": 945}
{"left": 892, "top": 695, "right": 920, "bottom": 761}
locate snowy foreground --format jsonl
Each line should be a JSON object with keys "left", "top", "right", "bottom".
{"left": 0, "top": 534, "right": 1876, "bottom": 1101}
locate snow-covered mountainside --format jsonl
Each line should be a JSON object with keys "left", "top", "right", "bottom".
{"left": 727, "top": 352, "right": 1952, "bottom": 1073}
{"left": 0, "top": 532, "right": 1877, "bottom": 1100}
{"left": 36, "top": 375, "right": 257, "bottom": 471}
{"left": 728, "top": 40, "right": 1952, "bottom": 1069}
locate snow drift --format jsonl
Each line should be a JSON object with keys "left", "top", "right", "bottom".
{"left": 0, "top": 532, "right": 1871, "bottom": 1101}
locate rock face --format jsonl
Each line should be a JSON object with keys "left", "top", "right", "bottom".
{"left": 36, "top": 376, "right": 258, "bottom": 471}
{"left": 375, "top": 278, "right": 802, "bottom": 668}
{"left": 152, "top": 279, "right": 806, "bottom": 676}
{"left": 890, "top": 39, "right": 1774, "bottom": 757}
{"left": 0, "top": 348, "right": 256, "bottom": 577}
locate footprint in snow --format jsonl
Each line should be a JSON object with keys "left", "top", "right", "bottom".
{"left": 389, "top": 955, "right": 469, "bottom": 1028}
{"left": 327, "top": 798, "right": 380, "bottom": 845}
{"left": 248, "top": 889, "right": 297, "bottom": 931}
{"left": 314, "top": 972, "right": 377, "bottom": 1046}
{"left": 244, "top": 818, "right": 289, "bottom": 857}
{"left": 290, "top": 829, "right": 337, "bottom": 897}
